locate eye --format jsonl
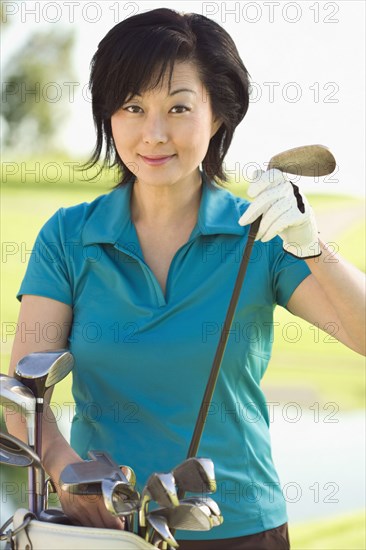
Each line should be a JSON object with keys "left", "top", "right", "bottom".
{"left": 123, "top": 105, "right": 143, "bottom": 113}
{"left": 171, "top": 105, "right": 190, "bottom": 113}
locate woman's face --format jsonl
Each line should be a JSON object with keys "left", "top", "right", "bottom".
{"left": 111, "top": 61, "right": 221, "bottom": 189}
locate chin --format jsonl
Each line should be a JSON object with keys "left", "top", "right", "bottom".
{"left": 136, "top": 167, "right": 179, "bottom": 185}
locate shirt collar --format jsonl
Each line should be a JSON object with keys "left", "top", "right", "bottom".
{"left": 82, "top": 172, "right": 248, "bottom": 246}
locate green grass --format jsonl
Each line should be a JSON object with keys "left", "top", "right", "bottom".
{"left": 261, "top": 307, "right": 366, "bottom": 410}
{"left": 290, "top": 509, "right": 366, "bottom": 549}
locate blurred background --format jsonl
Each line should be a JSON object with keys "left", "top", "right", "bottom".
{"left": 1, "top": 1, "right": 365, "bottom": 548}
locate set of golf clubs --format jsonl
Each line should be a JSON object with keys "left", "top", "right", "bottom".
{"left": 0, "top": 350, "right": 74, "bottom": 518}
{"left": 1, "top": 350, "right": 222, "bottom": 548}
{"left": 59, "top": 451, "right": 223, "bottom": 547}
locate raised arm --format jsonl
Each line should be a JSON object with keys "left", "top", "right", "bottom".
{"left": 239, "top": 169, "right": 365, "bottom": 356}
{"left": 287, "top": 241, "right": 365, "bottom": 355}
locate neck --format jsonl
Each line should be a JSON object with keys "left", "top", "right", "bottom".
{"left": 130, "top": 171, "right": 203, "bottom": 228}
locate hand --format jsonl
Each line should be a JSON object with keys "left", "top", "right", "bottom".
{"left": 58, "top": 488, "right": 126, "bottom": 529}
{"left": 42, "top": 437, "right": 125, "bottom": 529}
{"left": 238, "top": 168, "right": 321, "bottom": 259}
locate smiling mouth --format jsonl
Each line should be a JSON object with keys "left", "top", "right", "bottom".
{"left": 140, "top": 155, "right": 175, "bottom": 165}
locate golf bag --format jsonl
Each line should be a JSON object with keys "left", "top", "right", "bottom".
{"left": 7, "top": 508, "right": 155, "bottom": 549}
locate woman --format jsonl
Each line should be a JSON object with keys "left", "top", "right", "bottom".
{"left": 7, "top": 8, "right": 365, "bottom": 549}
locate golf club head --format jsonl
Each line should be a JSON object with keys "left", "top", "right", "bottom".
{"left": 149, "top": 502, "right": 214, "bottom": 531}
{"left": 0, "top": 431, "right": 45, "bottom": 510}
{"left": 87, "top": 450, "right": 136, "bottom": 487}
{"left": 0, "top": 432, "right": 41, "bottom": 468}
{"left": 181, "top": 497, "right": 223, "bottom": 527}
{"left": 139, "top": 472, "right": 179, "bottom": 533}
{"left": 0, "top": 444, "right": 34, "bottom": 467}
{"left": 0, "top": 374, "right": 36, "bottom": 446}
{"left": 173, "top": 457, "right": 216, "bottom": 493}
{"left": 88, "top": 450, "right": 120, "bottom": 468}
{"left": 60, "top": 460, "right": 129, "bottom": 494}
{"left": 121, "top": 465, "right": 137, "bottom": 488}
{"left": 267, "top": 144, "right": 336, "bottom": 177}
{"left": 145, "top": 472, "right": 179, "bottom": 509}
{"left": 15, "top": 350, "right": 74, "bottom": 398}
{"left": 147, "top": 514, "right": 179, "bottom": 548}
{"left": 101, "top": 477, "right": 140, "bottom": 516}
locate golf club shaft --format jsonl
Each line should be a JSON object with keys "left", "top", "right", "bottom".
{"left": 28, "top": 452, "right": 37, "bottom": 512}
{"left": 34, "top": 402, "right": 45, "bottom": 516}
{"left": 178, "top": 216, "right": 261, "bottom": 501}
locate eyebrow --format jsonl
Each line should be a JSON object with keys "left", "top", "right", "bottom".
{"left": 133, "top": 88, "right": 197, "bottom": 98}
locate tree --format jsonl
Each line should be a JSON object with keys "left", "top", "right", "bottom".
{"left": 2, "top": 29, "right": 75, "bottom": 154}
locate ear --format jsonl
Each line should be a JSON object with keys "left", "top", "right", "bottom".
{"left": 210, "top": 115, "right": 222, "bottom": 138}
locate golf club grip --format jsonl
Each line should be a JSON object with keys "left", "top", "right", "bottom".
{"left": 181, "top": 216, "right": 262, "bottom": 482}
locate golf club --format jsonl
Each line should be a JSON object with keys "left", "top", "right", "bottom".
{"left": 138, "top": 472, "right": 179, "bottom": 539}
{"left": 0, "top": 375, "right": 36, "bottom": 447}
{"left": 88, "top": 450, "right": 137, "bottom": 486}
{"left": 60, "top": 457, "right": 139, "bottom": 532}
{"left": 166, "top": 144, "right": 337, "bottom": 546}
{"left": 146, "top": 513, "right": 179, "bottom": 548}
{"left": 148, "top": 502, "right": 215, "bottom": 531}
{"left": 14, "top": 349, "right": 74, "bottom": 515}
{"left": 172, "top": 457, "right": 216, "bottom": 494}
{"left": 181, "top": 144, "right": 337, "bottom": 499}
{"left": 60, "top": 458, "right": 133, "bottom": 494}
{"left": 0, "top": 432, "right": 44, "bottom": 513}
{"left": 181, "top": 497, "right": 223, "bottom": 527}
{"left": 0, "top": 446, "right": 33, "bottom": 467}
{"left": 0, "top": 432, "right": 71, "bottom": 525}
{"left": 101, "top": 477, "right": 140, "bottom": 516}
{"left": 90, "top": 453, "right": 139, "bottom": 531}
{"left": 0, "top": 375, "right": 37, "bottom": 512}
{"left": 0, "top": 433, "right": 35, "bottom": 467}
{"left": 267, "top": 144, "right": 336, "bottom": 176}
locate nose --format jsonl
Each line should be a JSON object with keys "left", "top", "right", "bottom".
{"left": 142, "top": 111, "right": 168, "bottom": 144}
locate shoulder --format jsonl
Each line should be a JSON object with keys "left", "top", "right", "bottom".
{"left": 42, "top": 189, "right": 119, "bottom": 241}
{"left": 210, "top": 181, "right": 251, "bottom": 214}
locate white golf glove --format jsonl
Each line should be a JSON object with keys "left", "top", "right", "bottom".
{"left": 239, "top": 168, "right": 321, "bottom": 258}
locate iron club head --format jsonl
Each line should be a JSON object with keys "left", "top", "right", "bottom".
{"left": 87, "top": 450, "right": 137, "bottom": 487}
{"left": 139, "top": 472, "right": 179, "bottom": 535}
{"left": 181, "top": 497, "right": 223, "bottom": 527}
{"left": 101, "top": 477, "right": 140, "bottom": 516}
{"left": 148, "top": 502, "right": 216, "bottom": 531}
{"left": 0, "top": 436, "right": 35, "bottom": 467}
{"left": 0, "top": 375, "right": 36, "bottom": 447}
{"left": 172, "top": 457, "right": 216, "bottom": 494}
{"left": 60, "top": 460, "right": 130, "bottom": 494}
{"left": 0, "top": 432, "right": 44, "bottom": 499}
{"left": 147, "top": 513, "right": 179, "bottom": 548}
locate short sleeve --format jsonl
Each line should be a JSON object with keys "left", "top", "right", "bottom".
{"left": 267, "top": 236, "right": 311, "bottom": 307}
{"left": 17, "top": 209, "right": 73, "bottom": 305}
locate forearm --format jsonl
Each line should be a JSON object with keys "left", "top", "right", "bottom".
{"left": 305, "top": 240, "right": 366, "bottom": 355}
{"left": 41, "top": 403, "right": 82, "bottom": 489}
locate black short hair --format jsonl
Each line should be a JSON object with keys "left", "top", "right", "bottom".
{"left": 86, "top": 8, "right": 250, "bottom": 186}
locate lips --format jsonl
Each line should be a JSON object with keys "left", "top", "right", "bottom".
{"left": 140, "top": 154, "right": 175, "bottom": 166}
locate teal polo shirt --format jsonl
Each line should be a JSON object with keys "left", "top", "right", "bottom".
{"left": 17, "top": 175, "right": 310, "bottom": 538}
